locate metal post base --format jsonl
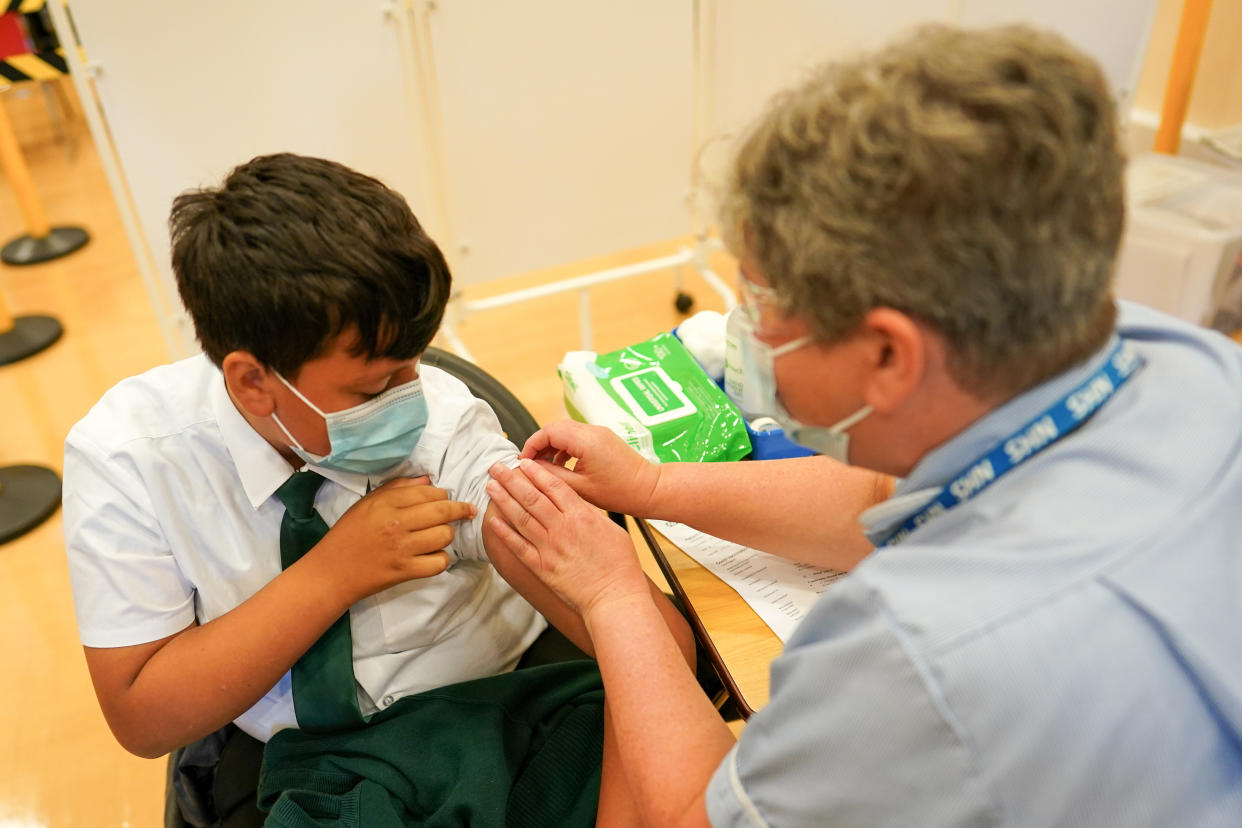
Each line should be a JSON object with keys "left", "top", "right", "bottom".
{"left": 0, "top": 464, "right": 61, "bottom": 544}
{"left": 2, "top": 226, "right": 89, "bottom": 265}
{"left": 0, "top": 314, "right": 62, "bottom": 366}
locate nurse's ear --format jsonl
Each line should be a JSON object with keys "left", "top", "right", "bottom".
{"left": 857, "top": 308, "right": 929, "bottom": 415}
{"left": 222, "top": 351, "right": 278, "bottom": 418}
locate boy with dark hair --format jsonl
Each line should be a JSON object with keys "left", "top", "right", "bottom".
{"left": 63, "top": 153, "right": 691, "bottom": 826}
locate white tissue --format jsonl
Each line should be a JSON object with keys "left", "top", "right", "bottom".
{"left": 676, "top": 310, "right": 727, "bottom": 382}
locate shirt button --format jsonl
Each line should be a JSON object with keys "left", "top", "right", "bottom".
{"left": 382, "top": 695, "right": 395, "bottom": 707}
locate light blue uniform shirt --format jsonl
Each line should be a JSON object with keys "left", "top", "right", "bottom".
{"left": 706, "top": 302, "right": 1242, "bottom": 827}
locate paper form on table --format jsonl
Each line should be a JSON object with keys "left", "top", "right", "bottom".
{"left": 650, "top": 520, "right": 846, "bottom": 642}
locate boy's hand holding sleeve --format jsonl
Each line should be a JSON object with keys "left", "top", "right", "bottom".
{"left": 312, "top": 476, "right": 475, "bottom": 605}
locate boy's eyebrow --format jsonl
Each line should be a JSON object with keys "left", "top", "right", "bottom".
{"left": 350, "top": 360, "right": 416, "bottom": 388}
{"left": 349, "top": 372, "right": 397, "bottom": 390}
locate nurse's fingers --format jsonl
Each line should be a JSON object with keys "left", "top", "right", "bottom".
{"left": 519, "top": 419, "right": 592, "bottom": 461}
{"left": 485, "top": 470, "right": 552, "bottom": 543}
{"left": 520, "top": 428, "right": 555, "bottom": 461}
{"left": 491, "top": 461, "right": 565, "bottom": 524}
{"left": 487, "top": 514, "right": 539, "bottom": 570}
{"left": 515, "top": 458, "right": 583, "bottom": 514}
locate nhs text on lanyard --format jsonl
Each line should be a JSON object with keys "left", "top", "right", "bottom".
{"left": 877, "top": 340, "right": 1143, "bottom": 548}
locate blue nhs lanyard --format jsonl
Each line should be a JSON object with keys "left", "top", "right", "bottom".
{"left": 876, "top": 339, "right": 1144, "bottom": 548}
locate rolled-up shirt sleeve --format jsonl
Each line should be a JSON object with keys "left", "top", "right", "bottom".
{"left": 419, "top": 372, "right": 519, "bottom": 564}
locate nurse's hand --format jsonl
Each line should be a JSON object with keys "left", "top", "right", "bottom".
{"left": 518, "top": 419, "right": 661, "bottom": 517}
{"left": 486, "top": 458, "right": 649, "bottom": 617}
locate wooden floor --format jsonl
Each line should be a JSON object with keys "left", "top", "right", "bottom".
{"left": 0, "top": 87, "right": 734, "bottom": 827}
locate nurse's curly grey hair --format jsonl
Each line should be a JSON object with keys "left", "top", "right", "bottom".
{"left": 720, "top": 23, "right": 1125, "bottom": 397}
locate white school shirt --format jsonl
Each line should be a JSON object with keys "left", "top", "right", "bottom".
{"left": 63, "top": 355, "right": 544, "bottom": 742}
{"left": 706, "top": 302, "right": 1242, "bottom": 827}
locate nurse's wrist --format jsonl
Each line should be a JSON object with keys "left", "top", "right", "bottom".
{"left": 581, "top": 587, "right": 657, "bottom": 635}
{"left": 633, "top": 459, "right": 665, "bottom": 518}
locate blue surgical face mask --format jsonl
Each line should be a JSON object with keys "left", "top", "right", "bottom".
{"left": 271, "top": 371, "right": 429, "bottom": 475}
{"left": 740, "top": 324, "right": 872, "bottom": 465}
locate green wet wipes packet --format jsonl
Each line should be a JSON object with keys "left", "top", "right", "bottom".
{"left": 559, "top": 333, "right": 751, "bottom": 464}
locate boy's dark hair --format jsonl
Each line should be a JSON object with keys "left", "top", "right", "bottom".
{"left": 170, "top": 153, "right": 451, "bottom": 376}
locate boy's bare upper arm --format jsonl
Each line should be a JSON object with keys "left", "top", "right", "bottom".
{"left": 83, "top": 625, "right": 190, "bottom": 718}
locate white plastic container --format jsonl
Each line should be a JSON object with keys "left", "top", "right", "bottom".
{"left": 1113, "top": 154, "right": 1242, "bottom": 325}
{"left": 674, "top": 310, "right": 727, "bottom": 383}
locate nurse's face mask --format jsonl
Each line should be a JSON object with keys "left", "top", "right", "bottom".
{"left": 738, "top": 276, "right": 872, "bottom": 464}
{"left": 271, "top": 367, "right": 429, "bottom": 475}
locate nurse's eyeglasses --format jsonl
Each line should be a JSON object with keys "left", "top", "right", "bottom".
{"left": 737, "top": 273, "right": 782, "bottom": 327}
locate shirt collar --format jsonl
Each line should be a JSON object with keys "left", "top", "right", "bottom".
{"left": 859, "top": 330, "right": 1123, "bottom": 541}
{"left": 210, "top": 369, "right": 372, "bottom": 509}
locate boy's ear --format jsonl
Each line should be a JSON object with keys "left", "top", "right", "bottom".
{"left": 222, "top": 351, "right": 277, "bottom": 417}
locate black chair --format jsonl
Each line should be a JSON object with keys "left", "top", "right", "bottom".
{"left": 421, "top": 347, "right": 540, "bottom": 446}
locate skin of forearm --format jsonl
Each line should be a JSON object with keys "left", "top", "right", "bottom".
{"left": 482, "top": 506, "right": 698, "bottom": 668}
{"left": 585, "top": 591, "right": 733, "bottom": 828}
{"left": 644, "top": 456, "right": 893, "bottom": 570}
{"left": 92, "top": 554, "right": 354, "bottom": 758}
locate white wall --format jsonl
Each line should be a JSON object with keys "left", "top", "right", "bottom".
{"left": 956, "top": 0, "right": 1157, "bottom": 116}
{"left": 425, "top": 0, "right": 694, "bottom": 286}
{"left": 60, "top": 1, "right": 1158, "bottom": 357}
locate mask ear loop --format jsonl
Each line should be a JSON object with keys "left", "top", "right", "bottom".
{"left": 829, "top": 403, "right": 874, "bottom": 432}
{"left": 770, "top": 335, "right": 813, "bottom": 358}
{"left": 271, "top": 372, "right": 328, "bottom": 460}
{"left": 274, "top": 372, "right": 328, "bottom": 417}
{"left": 271, "top": 411, "right": 310, "bottom": 455}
